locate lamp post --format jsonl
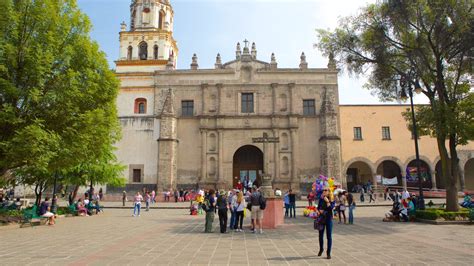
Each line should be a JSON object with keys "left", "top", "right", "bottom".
{"left": 400, "top": 77, "right": 425, "bottom": 210}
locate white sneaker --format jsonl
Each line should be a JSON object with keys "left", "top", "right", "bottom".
{"left": 259, "top": 229, "right": 263, "bottom": 234}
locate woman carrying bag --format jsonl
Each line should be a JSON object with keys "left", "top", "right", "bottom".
{"left": 317, "top": 188, "right": 334, "bottom": 260}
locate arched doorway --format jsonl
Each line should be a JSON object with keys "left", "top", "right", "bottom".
{"left": 376, "top": 160, "right": 402, "bottom": 187}
{"left": 407, "top": 160, "right": 432, "bottom": 188}
{"left": 465, "top": 158, "right": 474, "bottom": 190}
{"left": 435, "top": 160, "right": 446, "bottom": 189}
{"left": 233, "top": 145, "right": 263, "bottom": 189}
{"left": 346, "top": 161, "right": 372, "bottom": 192}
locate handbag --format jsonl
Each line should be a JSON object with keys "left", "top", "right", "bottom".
{"left": 339, "top": 205, "right": 346, "bottom": 211}
{"left": 314, "top": 213, "right": 326, "bottom": 231}
{"left": 246, "top": 202, "right": 252, "bottom": 211}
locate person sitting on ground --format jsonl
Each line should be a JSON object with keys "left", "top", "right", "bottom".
{"left": 461, "top": 192, "right": 473, "bottom": 208}
{"left": 14, "top": 197, "right": 22, "bottom": 210}
{"left": 407, "top": 197, "right": 416, "bottom": 220}
{"left": 400, "top": 199, "right": 409, "bottom": 222}
{"left": 76, "top": 198, "right": 88, "bottom": 216}
{"left": 39, "top": 197, "right": 55, "bottom": 225}
{"left": 384, "top": 201, "right": 402, "bottom": 222}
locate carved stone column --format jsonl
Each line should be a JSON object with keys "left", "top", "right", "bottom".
{"left": 290, "top": 129, "right": 298, "bottom": 187}
{"left": 200, "top": 130, "right": 207, "bottom": 182}
{"left": 288, "top": 83, "right": 295, "bottom": 114}
{"left": 271, "top": 83, "right": 278, "bottom": 114}
{"left": 218, "top": 130, "right": 224, "bottom": 187}
{"left": 157, "top": 89, "right": 178, "bottom": 192}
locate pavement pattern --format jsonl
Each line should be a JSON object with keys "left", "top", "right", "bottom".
{"left": 0, "top": 206, "right": 472, "bottom": 266}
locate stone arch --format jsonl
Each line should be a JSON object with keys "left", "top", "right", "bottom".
{"left": 153, "top": 45, "right": 159, "bottom": 59}
{"left": 232, "top": 145, "right": 263, "bottom": 188}
{"left": 403, "top": 155, "right": 434, "bottom": 173}
{"left": 464, "top": 158, "right": 474, "bottom": 190}
{"left": 138, "top": 41, "right": 148, "bottom": 60}
{"left": 127, "top": 46, "right": 133, "bottom": 60}
{"left": 405, "top": 157, "right": 433, "bottom": 189}
{"left": 374, "top": 156, "right": 404, "bottom": 175}
{"left": 375, "top": 156, "right": 404, "bottom": 186}
{"left": 134, "top": 98, "right": 147, "bottom": 114}
{"left": 158, "top": 10, "right": 165, "bottom": 29}
{"left": 344, "top": 157, "right": 375, "bottom": 192}
{"left": 343, "top": 157, "right": 376, "bottom": 175}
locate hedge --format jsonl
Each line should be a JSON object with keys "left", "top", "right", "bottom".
{"left": 416, "top": 208, "right": 470, "bottom": 221}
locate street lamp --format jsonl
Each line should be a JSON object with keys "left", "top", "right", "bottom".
{"left": 400, "top": 76, "right": 425, "bottom": 210}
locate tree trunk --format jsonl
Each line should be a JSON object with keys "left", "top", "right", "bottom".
{"left": 435, "top": 135, "right": 455, "bottom": 210}
{"left": 71, "top": 185, "right": 79, "bottom": 202}
{"left": 34, "top": 183, "right": 43, "bottom": 207}
{"left": 446, "top": 134, "right": 459, "bottom": 212}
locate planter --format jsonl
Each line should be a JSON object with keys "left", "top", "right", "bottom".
{"left": 416, "top": 218, "right": 473, "bottom": 225}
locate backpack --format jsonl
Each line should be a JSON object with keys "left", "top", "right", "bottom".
{"left": 201, "top": 199, "right": 211, "bottom": 212}
{"left": 259, "top": 194, "right": 266, "bottom": 210}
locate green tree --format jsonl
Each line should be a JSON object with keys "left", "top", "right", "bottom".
{"left": 0, "top": 0, "right": 124, "bottom": 199}
{"left": 316, "top": 0, "right": 473, "bottom": 211}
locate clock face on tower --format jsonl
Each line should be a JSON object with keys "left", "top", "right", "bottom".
{"left": 143, "top": 7, "right": 150, "bottom": 13}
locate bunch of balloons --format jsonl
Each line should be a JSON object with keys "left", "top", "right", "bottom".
{"left": 312, "top": 174, "right": 337, "bottom": 201}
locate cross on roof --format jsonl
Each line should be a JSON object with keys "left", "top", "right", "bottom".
{"left": 243, "top": 39, "right": 249, "bottom": 48}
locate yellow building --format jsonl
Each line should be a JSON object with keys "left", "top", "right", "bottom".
{"left": 340, "top": 105, "right": 474, "bottom": 192}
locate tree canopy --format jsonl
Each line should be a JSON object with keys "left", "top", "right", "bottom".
{"left": 316, "top": 0, "right": 473, "bottom": 211}
{"left": 0, "top": 0, "right": 125, "bottom": 195}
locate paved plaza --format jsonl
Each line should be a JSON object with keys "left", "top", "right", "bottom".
{"left": 0, "top": 206, "right": 472, "bottom": 266}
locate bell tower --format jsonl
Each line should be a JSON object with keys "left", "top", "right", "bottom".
{"left": 116, "top": 0, "right": 178, "bottom": 73}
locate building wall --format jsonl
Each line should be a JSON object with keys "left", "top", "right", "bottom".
{"left": 340, "top": 105, "right": 474, "bottom": 190}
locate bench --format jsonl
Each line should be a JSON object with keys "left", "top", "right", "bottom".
{"left": 20, "top": 205, "right": 48, "bottom": 228}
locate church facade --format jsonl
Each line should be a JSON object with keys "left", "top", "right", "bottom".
{"left": 114, "top": 0, "right": 343, "bottom": 192}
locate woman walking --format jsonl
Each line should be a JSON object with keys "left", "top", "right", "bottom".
{"left": 347, "top": 192, "right": 355, "bottom": 224}
{"left": 133, "top": 192, "right": 143, "bottom": 217}
{"left": 234, "top": 191, "right": 246, "bottom": 232}
{"left": 317, "top": 188, "right": 334, "bottom": 260}
{"left": 336, "top": 191, "right": 347, "bottom": 224}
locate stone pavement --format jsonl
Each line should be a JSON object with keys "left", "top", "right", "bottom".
{"left": 0, "top": 206, "right": 472, "bottom": 266}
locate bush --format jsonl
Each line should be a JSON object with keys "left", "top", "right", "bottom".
{"left": 416, "top": 209, "right": 469, "bottom": 221}
{"left": 415, "top": 210, "right": 440, "bottom": 220}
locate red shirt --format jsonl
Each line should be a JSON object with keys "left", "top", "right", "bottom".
{"left": 235, "top": 183, "right": 243, "bottom": 190}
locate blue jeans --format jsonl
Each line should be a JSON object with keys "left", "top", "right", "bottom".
{"left": 284, "top": 203, "right": 289, "bottom": 217}
{"left": 318, "top": 219, "right": 333, "bottom": 255}
{"left": 349, "top": 205, "right": 355, "bottom": 224}
{"left": 134, "top": 203, "right": 141, "bottom": 216}
{"left": 289, "top": 202, "right": 296, "bottom": 218}
{"left": 229, "top": 209, "right": 236, "bottom": 229}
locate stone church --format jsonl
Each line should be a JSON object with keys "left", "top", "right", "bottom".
{"left": 115, "top": 0, "right": 343, "bottom": 192}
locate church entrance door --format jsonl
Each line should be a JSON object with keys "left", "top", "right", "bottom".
{"left": 233, "top": 145, "right": 263, "bottom": 190}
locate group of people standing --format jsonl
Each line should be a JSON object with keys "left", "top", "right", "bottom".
{"left": 202, "top": 185, "right": 266, "bottom": 234}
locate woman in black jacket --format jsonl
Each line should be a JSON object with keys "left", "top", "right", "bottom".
{"left": 317, "top": 188, "right": 334, "bottom": 259}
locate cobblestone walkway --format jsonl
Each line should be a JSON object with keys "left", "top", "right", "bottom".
{"left": 0, "top": 206, "right": 472, "bottom": 265}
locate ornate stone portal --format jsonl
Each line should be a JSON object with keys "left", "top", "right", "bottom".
{"left": 114, "top": 1, "right": 344, "bottom": 193}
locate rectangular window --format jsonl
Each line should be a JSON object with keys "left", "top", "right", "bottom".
{"left": 382, "top": 126, "right": 391, "bottom": 140}
{"left": 181, "top": 100, "right": 194, "bottom": 117}
{"left": 303, "top": 99, "right": 316, "bottom": 116}
{"left": 353, "top": 127, "right": 362, "bottom": 140}
{"left": 241, "top": 93, "right": 254, "bottom": 113}
{"left": 132, "top": 169, "right": 141, "bottom": 183}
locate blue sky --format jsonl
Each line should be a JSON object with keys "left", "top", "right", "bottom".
{"left": 76, "top": 0, "right": 427, "bottom": 104}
